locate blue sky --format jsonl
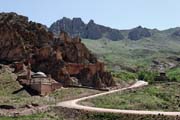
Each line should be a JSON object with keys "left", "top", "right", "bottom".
{"left": 0, "top": 0, "right": 180, "bottom": 30}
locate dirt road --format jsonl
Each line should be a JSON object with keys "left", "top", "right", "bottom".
{"left": 57, "top": 81, "right": 180, "bottom": 116}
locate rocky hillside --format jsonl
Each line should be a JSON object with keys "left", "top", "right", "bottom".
{"left": 49, "top": 17, "right": 124, "bottom": 41}
{"left": 0, "top": 12, "right": 115, "bottom": 88}
{"left": 0, "top": 12, "right": 53, "bottom": 62}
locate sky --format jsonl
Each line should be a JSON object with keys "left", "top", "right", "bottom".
{"left": 0, "top": 0, "right": 180, "bottom": 30}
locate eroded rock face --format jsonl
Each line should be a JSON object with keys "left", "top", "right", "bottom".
{"left": 49, "top": 17, "right": 124, "bottom": 41}
{"left": 128, "top": 26, "right": 151, "bottom": 40}
{"left": 0, "top": 12, "right": 53, "bottom": 62}
{"left": 0, "top": 12, "right": 115, "bottom": 88}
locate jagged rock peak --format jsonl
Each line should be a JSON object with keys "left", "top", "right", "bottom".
{"left": 88, "top": 19, "right": 95, "bottom": 24}
{"left": 137, "top": 25, "right": 143, "bottom": 28}
{"left": 49, "top": 17, "right": 124, "bottom": 41}
{"left": 72, "top": 17, "right": 83, "bottom": 22}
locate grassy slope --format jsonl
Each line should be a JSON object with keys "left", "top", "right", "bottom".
{"left": 0, "top": 112, "right": 63, "bottom": 120}
{"left": 82, "top": 34, "right": 180, "bottom": 71}
{"left": 81, "top": 32, "right": 180, "bottom": 113}
{"left": 2, "top": 111, "right": 179, "bottom": 120}
{"left": 81, "top": 83, "right": 180, "bottom": 111}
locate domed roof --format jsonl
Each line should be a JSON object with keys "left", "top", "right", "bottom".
{"left": 34, "top": 72, "right": 47, "bottom": 77}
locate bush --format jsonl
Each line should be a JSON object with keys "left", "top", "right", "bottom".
{"left": 111, "top": 70, "right": 159, "bottom": 83}
{"left": 138, "top": 70, "right": 158, "bottom": 83}
{"left": 167, "top": 68, "right": 180, "bottom": 82}
{"left": 112, "top": 71, "right": 137, "bottom": 81}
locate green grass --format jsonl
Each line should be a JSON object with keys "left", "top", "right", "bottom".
{"left": 85, "top": 113, "right": 179, "bottom": 120}
{"left": 10, "top": 108, "right": 179, "bottom": 120}
{"left": 112, "top": 71, "right": 137, "bottom": 81}
{"left": 82, "top": 37, "right": 180, "bottom": 72}
{"left": 82, "top": 37, "right": 180, "bottom": 84}
{"left": 53, "top": 106, "right": 180, "bottom": 120}
{"left": 137, "top": 70, "right": 158, "bottom": 83}
{"left": 0, "top": 71, "right": 23, "bottom": 96}
{"left": 0, "top": 112, "right": 61, "bottom": 120}
{"left": 167, "top": 67, "right": 180, "bottom": 82}
{"left": 50, "top": 87, "right": 100, "bottom": 102}
{"left": 111, "top": 71, "right": 137, "bottom": 85}
{"left": 81, "top": 83, "right": 180, "bottom": 111}
{"left": 0, "top": 68, "right": 53, "bottom": 107}
{"left": 111, "top": 69, "right": 159, "bottom": 84}
{"left": 0, "top": 114, "right": 46, "bottom": 120}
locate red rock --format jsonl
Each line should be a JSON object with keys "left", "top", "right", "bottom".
{"left": 0, "top": 12, "right": 116, "bottom": 88}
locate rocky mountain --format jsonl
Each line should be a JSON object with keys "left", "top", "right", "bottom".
{"left": 49, "top": 17, "right": 180, "bottom": 41}
{"left": 49, "top": 17, "right": 124, "bottom": 41}
{"left": 0, "top": 12, "right": 115, "bottom": 88}
{"left": 128, "top": 26, "right": 151, "bottom": 40}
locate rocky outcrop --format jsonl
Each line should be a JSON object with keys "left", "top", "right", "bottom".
{"left": 0, "top": 12, "right": 115, "bottom": 88}
{"left": 172, "top": 30, "right": 180, "bottom": 37}
{"left": 128, "top": 26, "right": 151, "bottom": 40}
{"left": 49, "top": 17, "right": 87, "bottom": 38}
{"left": 85, "top": 20, "right": 102, "bottom": 39}
{"left": 49, "top": 18, "right": 124, "bottom": 41}
{"left": 0, "top": 12, "right": 53, "bottom": 62}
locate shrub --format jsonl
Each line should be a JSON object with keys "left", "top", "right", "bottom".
{"left": 112, "top": 71, "right": 137, "bottom": 81}
{"left": 138, "top": 70, "right": 158, "bottom": 83}
{"left": 167, "top": 68, "right": 180, "bottom": 82}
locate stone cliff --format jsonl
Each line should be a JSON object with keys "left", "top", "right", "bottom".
{"left": 0, "top": 12, "right": 115, "bottom": 88}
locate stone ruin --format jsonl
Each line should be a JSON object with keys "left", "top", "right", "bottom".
{"left": 154, "top": 72, "right": 170, "bottom": 82}
{"left": 0, "top": 12, "right": 116, "bottom": 91}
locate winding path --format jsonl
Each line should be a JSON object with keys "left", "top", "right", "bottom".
{"left": 57, "top": 81, "right": 180, "bottom": 116}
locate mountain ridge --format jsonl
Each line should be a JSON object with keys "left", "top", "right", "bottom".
{"left": 49, "top": 17, "right": 180, "bottom": 41}
{"left": 49, "top": 17, "right": 124, "bottom": 41}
